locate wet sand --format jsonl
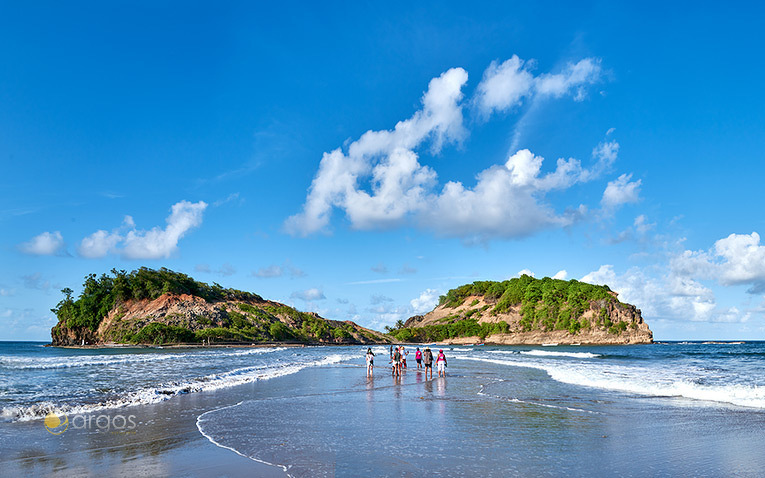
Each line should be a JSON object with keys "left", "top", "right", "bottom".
{"left": 0, "top": 383, "right": 282, "bottom": 477}
{"left": 3, "top": 356, "right": 765, "bottom": 477}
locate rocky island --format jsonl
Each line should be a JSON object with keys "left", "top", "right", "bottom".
{"left": 50, "top": 269, "right": 651, "bottom": 347}
{"left": 50, "top": 268, "right": 390, "bottom": 346}
{"left": 389, "top": 275, "right": 652, "bottom": 345}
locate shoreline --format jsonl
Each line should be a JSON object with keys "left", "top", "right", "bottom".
{"left": 3, "top": 344, "right": 765, "bottom": 476}
{"left": 46, "top": 341, "right": 344, "bottom": 349}
{"left": 46, "top": 334, "right": 654, "bottom": 349}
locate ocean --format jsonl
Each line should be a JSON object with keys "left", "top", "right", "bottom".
{"left": 2, "top": 341, "right": 765, "bottom": 476}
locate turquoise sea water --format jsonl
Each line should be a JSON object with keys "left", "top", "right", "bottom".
{"left": 2, "top": 341, "right": 765, "bottom": 476}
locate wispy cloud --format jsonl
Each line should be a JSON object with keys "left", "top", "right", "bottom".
{"left": 347, "top": 278, "right": 404, "bottom": 285}
{"left": 194, "top": 263, "right": 236, "bottom": 277}
{"left": 22, "top": 273, "right": 52, "bottom": 291}
{"left": 252, "top": 261, "right": 305, "bottom": 279}
{"left": 290, "top": 288, "right": 326, "bottom": 301}
{"left": 213, "top": 193, "right": 243, "bottom": 207}
{"left": 370, "top": 294, "right": 394, "bottom": 305}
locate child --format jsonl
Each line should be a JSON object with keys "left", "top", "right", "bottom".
{"left": 365, "top": 348, "right": 375, "bottom": 377}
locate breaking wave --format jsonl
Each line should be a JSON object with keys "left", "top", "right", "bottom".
{"left": 459, "top": 356, "right": 765, "bottom": 410}
{"left": 2, "top": 352, "right": 346, "bottom": 422}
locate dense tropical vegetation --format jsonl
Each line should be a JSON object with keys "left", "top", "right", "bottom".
{"left": 51, "top": 268, "right": 379, "bottom": 345}
{"left": 388, "top": 275, "right": 636, "bottom": 342}
{"left": 51, "top": 267, "right": 260, "bottom": 332}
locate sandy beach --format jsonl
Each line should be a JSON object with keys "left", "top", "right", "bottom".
{"left": 3, "top": 343, "right": 765, "bottom": 477}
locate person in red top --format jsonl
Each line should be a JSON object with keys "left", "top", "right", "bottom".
{"left": 415, "top": 347, "right": 422, "bottom": 369}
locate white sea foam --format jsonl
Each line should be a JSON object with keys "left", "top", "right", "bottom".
{"left": 487, "top": 349, "right": 601, "bottom": 359}
{"left": 0, "top": 353, "right": 180, "bottom": 370}
{"left": 2, "top": 352, "right": 349, "bottom": 422}
{"left": 518, "top": 350, "right": 601, "bottom": 359}
{"left": 0, "top": 346, "right": 285, "bottom": 370}
{"left": 459, "top": 356, "right": 765, "bottom": 410}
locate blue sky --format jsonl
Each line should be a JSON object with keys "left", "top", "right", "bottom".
{"left": 2, "top": 1, "right": 765, "bottom": 341}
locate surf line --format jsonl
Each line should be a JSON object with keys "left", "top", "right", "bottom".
{"left": 477, "top": 380, "right": 599, "bottom": 414}
{"left": 196, "top": 400, "right": 293, "bottom": 477}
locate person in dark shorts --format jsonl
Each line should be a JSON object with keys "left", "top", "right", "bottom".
{"left": 415, "top": 347, "right": 422, "bottom": 369}
{"left": 392, "top": 346, "right": 402, "bottom": 377}
{"left": 422, "top": 347, "right": 433, "bottom": 379}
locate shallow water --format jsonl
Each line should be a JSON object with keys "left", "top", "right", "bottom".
{"left": 2, "top": 341, "right": 765, "bottom": 476}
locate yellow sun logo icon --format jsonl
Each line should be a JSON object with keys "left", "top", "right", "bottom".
{"left": 44, "top": 410, "right": 69, "bottom": 435}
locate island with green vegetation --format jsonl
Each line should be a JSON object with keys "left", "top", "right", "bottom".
{"left": 388, "top": 275, "right": 653, "bottom": 345}
{"left": 50, "top": 268, "right": 390, "bottom": 346}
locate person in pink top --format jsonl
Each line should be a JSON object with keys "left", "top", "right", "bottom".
{"left": 436, "top": 349, "right": 447, "bottom": 377}
{"left": 415, "top": 347, "right": 422, "bottom": 369}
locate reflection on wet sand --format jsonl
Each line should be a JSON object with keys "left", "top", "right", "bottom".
{"left": 1, "top": 401, "right": 278, "bottom": 477}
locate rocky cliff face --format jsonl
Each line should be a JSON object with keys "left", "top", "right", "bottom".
{"left": 404, "top": 294, "right": 653, "bottom": 345}
{"left": 51, "top": 293, "right": 390, "bottom": 346}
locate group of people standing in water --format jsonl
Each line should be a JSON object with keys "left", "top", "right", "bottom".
{"left": 365, "top": 345, "right": 447, "bottom": 379}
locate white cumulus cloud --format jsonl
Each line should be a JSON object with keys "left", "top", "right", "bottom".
{"left": 410, "top": 289, "right": 440, "bottom": 314}
{"left": 78, "top": 229, "right": 123, "bottom": 258}
{"left": 475, "top": 56, "right": 602, "bottom": 116}
{"left": 581, "top": 256, "right": 752, "bottom": 324}
{"left": 19, "top": 231, "right": 65, "bottom": 256}
{"left": 474, "top": 55, "right": 535, "bottom": 115}
{"left": 284, "top": 67, "right": 468, "bottom": 236}
{"left": 122, "top": 201, "right": 207, "bottom": 259}
{"left": 601, "top": 173, "right": 641, "bottom": 210}
{"left": 286, "top": 56, "right": 630, "bottom": 243}
{"left": 669, "top": 232, "right": 765, "bottom": 293}
{"left": 78, "top": 201, "right": 207, "bottom": 260}
{"left": 713, "top": 232, "right": 765, "bottom": 286}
